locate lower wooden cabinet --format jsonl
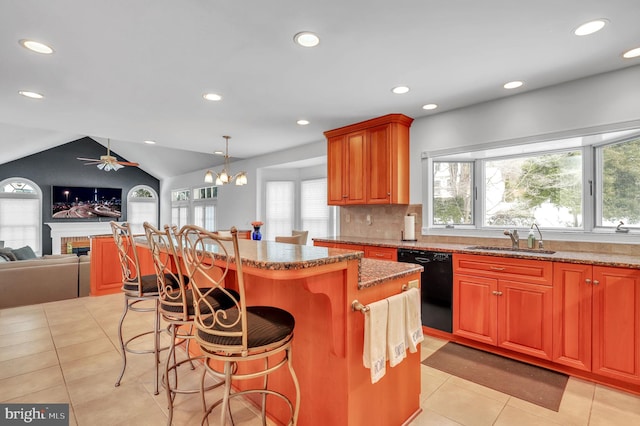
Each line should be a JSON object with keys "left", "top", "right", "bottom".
{"left": 453, "top": 254, "right": 554, "bottom": 360}
{"left": 555, "top": 263, "right": 640, "bottom": 384}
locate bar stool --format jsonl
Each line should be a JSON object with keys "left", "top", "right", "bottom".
{"left": 177, "top": 225, "right": 300, "bottom": 426}
{"left": 143, "top": 222, "right": 238, "bottom": 425}
{"left": 111, "top": 221, "right": 170, "bottom": 395}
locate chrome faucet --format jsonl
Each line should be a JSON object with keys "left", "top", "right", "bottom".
{"left": 531, "top": 223, "right": 544, "bottom": 249}
{"left": 503, "top": 229, "right": 519, "bottom": 249}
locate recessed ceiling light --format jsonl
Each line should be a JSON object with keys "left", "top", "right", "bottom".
{"left": 573, "top": 19, "right": 608, "bottom": 36}
{"left": 214, "top": 150, "right": 224, "bottom": 156}
{"left": 297, "top": 119, "right": 310, "bottom": 126}
{"left": 19, "top": 39, "right": 54, "bottom": 54}
{"left": 144, "top": 140, "right": 156, "bottom": 145}
{"left": 503, "top": 81, "right": 523, "bottom": 89}
{"left": 623, "top": 47, "right": 640, "bottom": 59}
{"left": 422, "top": 104, "right": 438, "bottom": 110}
{"left": 392, "top": 86, "right": 410, "bottom": 94}
{"left": 293, "top": 32, "right": 320, "bottom": 48}
{"left": 19, "top": 90, "right": 44, "bottom": 99}
{"left": 203, "top": 93, "right": 222, "bottom": 101}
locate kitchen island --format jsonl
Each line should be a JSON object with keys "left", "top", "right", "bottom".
{"left": 90, "top": 236, "right": 423, "bottom": 425}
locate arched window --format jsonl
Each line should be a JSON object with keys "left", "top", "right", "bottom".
{"left": 127, "top": 185, "right": 158, "bottom": 234}
{"left": 0, "top": 178, "right": 42, "bottom": 255}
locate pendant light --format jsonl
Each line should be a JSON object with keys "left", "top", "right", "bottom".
{"left": 204, "top": 136, "right": 248, "bottom": 186}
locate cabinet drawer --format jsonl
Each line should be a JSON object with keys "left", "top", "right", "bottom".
{"left": 454, "top": 254, "right": 552, "bottom": 285}
{"left": 365, "top": 246, "right": 397, "bottom": 261}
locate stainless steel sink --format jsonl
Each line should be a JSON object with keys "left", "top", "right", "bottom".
{"left": 466, "top": 245, "right": 556, "bottom": 255}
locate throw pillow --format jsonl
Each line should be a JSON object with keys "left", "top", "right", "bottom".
{"left": 0, "top": 248, "right": 17, "bottom": 261}
{"left": 0, "top": 254, "right": 10, "bottom": 262}
{"left": 11, "top": 245, "right": 37, "bottom": 260}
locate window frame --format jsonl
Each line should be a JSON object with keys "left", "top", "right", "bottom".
{"left": 422, "top": 128, "right": 640, "bottom": 243}
{"left": 126, "top": 185, "right": 158, "bottom": 234}
{"left": 0, "top": 177, "right": 43, "bottom": 255}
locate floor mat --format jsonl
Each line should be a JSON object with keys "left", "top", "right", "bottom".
{"left": 423, "top": 342, "right": 568, "bottom": 411}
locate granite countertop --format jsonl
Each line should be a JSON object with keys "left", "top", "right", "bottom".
{"left": 313, "top": 236, "right": 640, "bottom": 270}
{"left": 137, "top": 236, "right": 421, "bottom": 288}
{"left": 359, "top": 258, "right": 423, "bottom": 289}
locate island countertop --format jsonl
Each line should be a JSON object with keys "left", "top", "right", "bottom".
{"left": 137, "top": 237, "right": 423, "bottom": 288}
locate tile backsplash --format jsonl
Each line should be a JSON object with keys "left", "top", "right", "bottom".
{"left": 340, "top": 204, "right": 640, "bottom": 256}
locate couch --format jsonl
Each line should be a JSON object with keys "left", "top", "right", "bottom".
{"left": 0, "top": 253, "right": 91, "bottom": 309}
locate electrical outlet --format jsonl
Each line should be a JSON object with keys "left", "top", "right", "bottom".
{"left": 366, "top": 214, "right": 372, "bottom": 225}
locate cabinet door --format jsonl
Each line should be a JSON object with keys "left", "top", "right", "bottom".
{"left": 366, "top": 124, "right": 391, "bottom": 204}
{"left": 553, "top": 263, "right": 592, "bottom": 371}
{"left": 345, "top": 131, "right": 366, "bottom": 204}
{"left": 592, "top": 266, "right": 640, "bottom": 384}
{"left": 453, "top": 273, "right": 498, "bottom": 345}
{"left": 327, "top": 135, "right": 346, "bottom": 205}
{"left": 498, "top": 280, "right": 553, "bottom": 360}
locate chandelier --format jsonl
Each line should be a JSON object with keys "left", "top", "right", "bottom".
{"left": 204, "top": 135, "right": 248, "bottom": 186}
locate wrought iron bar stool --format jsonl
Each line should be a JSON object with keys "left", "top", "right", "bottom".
{"left": 177, "top": 225, "right": 300, "bottom": 426}
{"left": 111, "top": 221, "right": 172, "bottom": 395}
{"left": 143, "top": 222, "right": 239, "bottom": 425}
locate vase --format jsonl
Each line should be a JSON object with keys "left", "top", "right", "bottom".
{"left": 252, "top": 226, "right": 262, "bottom": 241}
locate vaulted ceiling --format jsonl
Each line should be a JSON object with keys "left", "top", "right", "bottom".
{"left": 1, "top": 0, "right": 639, "bottom": 179}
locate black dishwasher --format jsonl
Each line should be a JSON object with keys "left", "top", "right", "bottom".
{"left": 397, "top": 248, "right": 453, "bottom": 333}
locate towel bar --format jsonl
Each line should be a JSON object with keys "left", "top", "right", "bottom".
{"left": 351, "top": 284, "right": 410, "bottom": 314}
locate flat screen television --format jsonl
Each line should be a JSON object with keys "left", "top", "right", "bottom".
{"left": 51, "top": 186, "right": 122, "bottom": 219}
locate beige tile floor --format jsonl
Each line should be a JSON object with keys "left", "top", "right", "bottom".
{"left": 1, "top": 294, "right": 640, "bottom": 425}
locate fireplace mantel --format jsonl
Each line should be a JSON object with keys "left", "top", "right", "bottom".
{"left": 46, "top": 222, "right": 114, "bottom": 254}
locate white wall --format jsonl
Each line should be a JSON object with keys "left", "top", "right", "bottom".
{"left": 159, "top": 140, "right": 326, "bottom": 230}
{"left": 409, "top": 64, "right": 640, "bottom": 203}
{"left": 160, "top": 64, "right": 640, "bottom": 227}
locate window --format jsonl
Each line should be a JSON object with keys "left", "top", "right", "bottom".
{"left": 301, "top": 179, "right": 332, "bottom": 243}
{"left": 598, "top": 137, "right": 640, "bottom": 228}
{"left": 432, "top": 162, "right": 473, "bottom": 226}
{"left": 171, "top": 189, "right": 190, "bottom": 229}
{"left": 265, "top": 181, "right": 294, "bottom": 241}
{"left": 484, "top": 151, "right": 582, "bottom": 228}
{"left": 0, "top": 178, "right": 42, "bottom": 254}
{"left": 193, "top": 186, "right": 217, "bottom": 231}
{"left": 127, "top": 185, "right": 158, "bottom": 234}
{"left": 425, "top": 128, "right": 640, "bottom": 236}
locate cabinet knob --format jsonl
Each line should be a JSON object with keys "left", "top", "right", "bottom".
{"left": 490, "top": 266, "right": 506, "bottom": 271}
{"left": 585, "top": 279, "right": 592, "bottom": 284}
{"left": 492, "top": 291, "right": 503, "bottom": 296}
{"left": 593, "top": 280, "right": 599, "bottom": 286}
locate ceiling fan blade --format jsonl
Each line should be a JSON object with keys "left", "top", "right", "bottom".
{"left": 116, "top": 161, "right": 140, "bottom": 167}
{"left": 76, "top": 157, "right": 102, "bottom": 162}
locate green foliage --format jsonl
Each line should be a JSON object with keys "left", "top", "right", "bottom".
{"left": 602, "top": 138, "right": 640, "bottom": 222}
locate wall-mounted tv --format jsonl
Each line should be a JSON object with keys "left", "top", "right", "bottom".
{"left": 52, "top": 186, "right": 122, "bottom": 219}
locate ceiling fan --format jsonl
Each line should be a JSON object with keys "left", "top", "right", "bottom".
{"left": 77, "top": 139, "right": 139, "bottom": 171}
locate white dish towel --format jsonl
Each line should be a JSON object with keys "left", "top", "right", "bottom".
{"left": 404, "top": 287, "right": 424, "bottom": 353}
{"left": 386, "top": 292, "right": 407, "bottom": 367}
{"left": 363, "top": 299, "right": 388, "bottom": 384}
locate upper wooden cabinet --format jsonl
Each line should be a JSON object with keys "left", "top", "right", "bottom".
{"left": 325, "top": 114, "right": 414, "bottom": 205}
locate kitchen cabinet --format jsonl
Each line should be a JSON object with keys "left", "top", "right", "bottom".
{"left": 552, "top": 263, "right": 592, "bottom": 371}
{"left": 554, "top": 263, "right": 640, "bottom": 383}
{"left": 453, "top": 254, "right": 554, "bottom": 360}
{"left": 324, "top": 113, "right": 413, "bottom": 205}
{"left": 89, "top": 234, "right": 155, "bottom": 296}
